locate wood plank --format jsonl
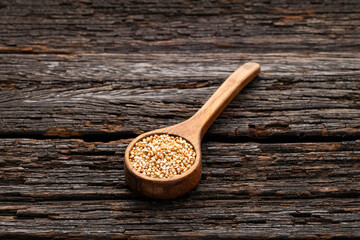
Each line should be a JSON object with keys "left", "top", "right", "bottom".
{"left": 1, "top": 0, "right": 359, "bottom": 238}
{"left": 0, "top": 138, "right": 359, "bottom": 238}
{"left": 0, "top": 0, "right": 359, "bottom": 54}
{"left": 1, "top": 53, "right": 359, "bottom": 140}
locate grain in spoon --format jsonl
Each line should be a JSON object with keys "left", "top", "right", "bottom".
{"left": 124, "top": 62, "right": 260, "bottom": 199}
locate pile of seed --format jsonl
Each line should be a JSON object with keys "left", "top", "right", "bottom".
{"left": 129, "top": 134, "right": 196, "bottom": 179}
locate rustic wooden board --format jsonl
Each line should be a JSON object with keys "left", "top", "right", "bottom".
{"left": 1, "top": 0, "right": 359, "bottom": 54}
{"left": 1, "top": 0, "right": 360, "bottom": 239}
{"left": 0, "top": 138, "right": 359, "bottom": 239}
{"left": 1, "top": 52, "right": 359, "bottom": 141}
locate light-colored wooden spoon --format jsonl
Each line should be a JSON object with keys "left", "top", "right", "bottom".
{"left": 124, "top": 62, "right": 260, "bottom": 199}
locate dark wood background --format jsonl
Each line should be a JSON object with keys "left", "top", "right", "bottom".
{"left": 1, "top": 0, "right": 359, "bottom": 239}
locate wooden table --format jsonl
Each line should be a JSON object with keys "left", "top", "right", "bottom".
{"left": 1, "top": 1, "right": 359, "bottom": 239}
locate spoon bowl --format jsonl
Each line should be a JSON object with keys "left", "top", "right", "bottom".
{"left": 124, "top": 62, "right": 260, "bottom": 199}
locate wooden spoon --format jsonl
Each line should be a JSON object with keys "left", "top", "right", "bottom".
{"left": 124, "top": 62, "right": 260, "bottom": 199}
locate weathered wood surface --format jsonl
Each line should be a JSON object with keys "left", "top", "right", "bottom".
{"left": 1, "top": 53, "right": 359, "bottom": 141}
{"left": 0, "top": 0, "right": 359, "bottom": 53}
{"left": 1, "top": 0, "right": 360, "bottom": 239}
{"left": 1, "top": 139, "right": 360, "bottom": 239}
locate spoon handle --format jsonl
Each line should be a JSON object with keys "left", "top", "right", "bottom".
{"left": 188, "top": 62, "right": 260, "bottom": 139}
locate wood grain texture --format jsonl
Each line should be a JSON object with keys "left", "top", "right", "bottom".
{"left": 1, "top": 53, "right": 359, "bottom": 141}
{"left": 0, "top": 0, "right": 360, "bottom": 238}
{"left": 0, "top": 0, "right": 359, "bottom": 54}
{"left": 0, "top": 138, "right": 359, "bottom": 239}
